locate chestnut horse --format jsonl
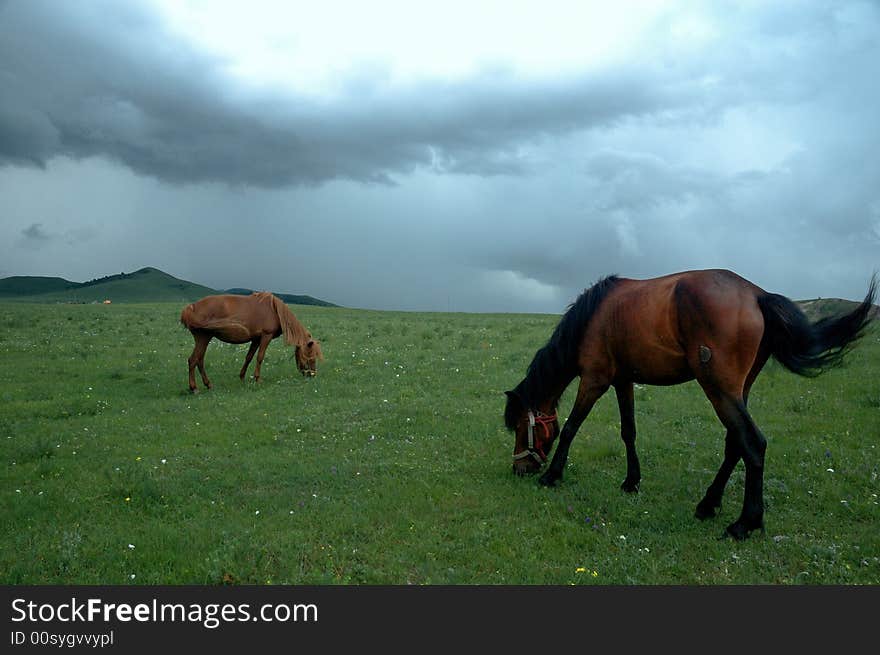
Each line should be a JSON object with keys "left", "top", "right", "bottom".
{"left": 504, "top": 269, "right": 876, "bottom": 539}
{"left": 180, "top": 292, "right": 323, "bottom": 392}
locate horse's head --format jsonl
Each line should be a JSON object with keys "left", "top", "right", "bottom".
{"left": 504, "top": 390, "right": 559, "bottom": 476}
{"left": 296, "top": 339, "right": 324, "bottom": 377}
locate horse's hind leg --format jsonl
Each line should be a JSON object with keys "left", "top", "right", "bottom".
{"left": 695, "top": 429, "right": 741, "bottom": 519}
{"left": 713, "top": 395, "right": 767, "bottom": 540}
{"left": 695, "top": 348, "right": 769, "bottom": 520}
{"left": 240, "top": 339, "right": 260, "bottom": 380}
{"left": 187, "top": 334, "right": 201, "bottom": 393}
{"left": 615, "top": 382, "right": 640, "bottom": 492}
{"left": 188, "top": 332, "right": 212, "bottom": 393}
{"left": 197, "top": 346, "right": 212, "bottom": 390}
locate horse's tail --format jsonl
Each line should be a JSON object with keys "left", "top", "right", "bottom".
{"left": 757, "top": 275, "right": 877, "bottom": 377}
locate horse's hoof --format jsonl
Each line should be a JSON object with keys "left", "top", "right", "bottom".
{"left": 538, "top": 472, "right": 561, "bottom": 487}
{"left": 725, "top": 519, "right": 763, "bottom": 541}
{"left": 189, "top": 387, "right": 199, "bottom": 395}
{"left": 621, "top": 478, "right": 640, "bottom": 493}
{"left": 695, "top": 499, "right": 719, "bottom": 520}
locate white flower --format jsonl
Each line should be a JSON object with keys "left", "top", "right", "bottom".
{"left": 128, "top": 544, "right": 135, "bottom": 549}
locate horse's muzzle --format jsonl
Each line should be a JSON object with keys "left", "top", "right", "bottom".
{"left": 512, "top": 458, "right": 542, "bottom": 476}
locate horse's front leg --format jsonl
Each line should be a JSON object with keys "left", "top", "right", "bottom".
{"left": 240, "top": 339, "right": 260, "bottom": 380}
{"left": 539, "top": 380, "right": 608, "bottom": 487}
{"left": 615, "top": 382, "right": 640, "bottom": 492}
{"left": 252, "top": 334, "right": 273, "bottom": 382}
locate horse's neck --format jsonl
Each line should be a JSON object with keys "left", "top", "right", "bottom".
{"left": 524, "top": 372, "right": 575, "bottom": 413}
{"left": 543, "top": 380, "right": 571, "bottom": 412}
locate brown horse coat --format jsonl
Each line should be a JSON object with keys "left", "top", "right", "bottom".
{"left": 505, "top": 269, "right": 876, "bottom": 539}
{"left": 180, "top": 292, "right": 323, "bottom": 391}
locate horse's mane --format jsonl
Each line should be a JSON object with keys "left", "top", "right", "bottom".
{"left": 505, "top": 275, "right": 620, "bottom": 429}
{"left": 253, "top": 292, "right": 313, "bottom": 347}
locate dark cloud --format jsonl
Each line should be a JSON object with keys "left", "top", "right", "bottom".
{"left": 21, "top": 222, "right": 50, "bottom": 242}
{"left": 0, "top": 1, "right": 760, "bottom": 189}
{"left": 1, "top": 1, "right": 879, "bottom": 312}
{"left": 19, "top": 222, "right": 51, "bottom": 250}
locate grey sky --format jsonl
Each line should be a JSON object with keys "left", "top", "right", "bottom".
{"left": 1, "top": 0, "right": 878, "bottom": 312}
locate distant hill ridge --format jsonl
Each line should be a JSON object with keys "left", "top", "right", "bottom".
{"left": 0, "top": 268, "right": 873, "bottom": 315}
{"left": 798, "top": 296, "right": 879, "bottom": 322}
{"left": 0, "top": 267, "right": 337, "bottom": 307}
{"left": 223, "top": 288, "right": 336, "bottom": 307}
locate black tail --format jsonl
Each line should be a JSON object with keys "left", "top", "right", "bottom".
{"left": 758, "top": 275, "right": 877, "bottom": 377}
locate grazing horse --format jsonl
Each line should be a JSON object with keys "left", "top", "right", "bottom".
{"left": 180, "top": 292, "right": 323, "bottom": 392}
{"left": 504, "top": 269, "right": 876, "bottom": 539}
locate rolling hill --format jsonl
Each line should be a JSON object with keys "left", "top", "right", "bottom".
{"left": 0, "top": 267, "right": 337, "bottom": 306}
{"left": 797, "top": 296, "right": 879, "bottom": 322}
{"left": 0, "top": 267, "right": 872, "bottom": 316}
{"left": 223, "top": 288, "right": 336, "bottom": 308}
{"left": 0, "top": 275, "right": 78, "bottom": 296}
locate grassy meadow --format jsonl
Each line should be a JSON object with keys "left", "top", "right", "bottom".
{"left": 1, "top": 301, "right": 878, "bottom": 585}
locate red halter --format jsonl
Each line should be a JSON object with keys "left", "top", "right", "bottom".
{"left": 512, "top": 410, "right": 558, "bottom": 465}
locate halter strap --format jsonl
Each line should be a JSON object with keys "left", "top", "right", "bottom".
{"left": 512, "top": 409, "right": 557, "bottom": 464}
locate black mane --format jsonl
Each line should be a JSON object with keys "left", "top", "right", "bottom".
{"left": 504, "top": 275, "right": 620, "bottom": 429}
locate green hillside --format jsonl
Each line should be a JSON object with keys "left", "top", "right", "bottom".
{"left": 0, "top": 267, "right": 335, "bottom": 306}
{"left": 224, "top": 287, "right": 337, "bottom": 308}
{"left": 797, "top": 297, "right": 880, "bottom": 322}
{"left": 0, "top": 267, "right": 217, "bottom": 304}
{"left": 0, "top": 276, "right": 77, "bottom": 296}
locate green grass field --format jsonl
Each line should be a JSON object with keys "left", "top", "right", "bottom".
{"left": 1, "top": 301, "right": 878, "bottom": 584}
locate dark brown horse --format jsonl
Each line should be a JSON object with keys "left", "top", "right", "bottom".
{"left": 505, "top": 269, "right": 876, "bottom": 539}
{"left": 180, "top": 292, "right": 323, "bottom": 392}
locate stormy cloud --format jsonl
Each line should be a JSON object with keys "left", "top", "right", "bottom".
{"left": 1, "top": 0, "right": 878, "bottom": 311}
{"left": 0, "top": 2, "right": 707, "bottom": 187}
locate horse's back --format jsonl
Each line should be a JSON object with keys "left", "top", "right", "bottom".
{"left": 180, "top": 294, "right": 277, "bottom": 343}
{"left": 669, "top": 269, "right": 765, "bottom": 337}
{"left": 587, "top": 270, "right": 765, "bottom": 384}
{"left": 587, "top": 274, "right": 690, "bottom": 383}
{"left": 613, "top": 269, "right": 764, "bottom": 320}
{"left": 184, "top": 294, "right": 239, "bottom": 322}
